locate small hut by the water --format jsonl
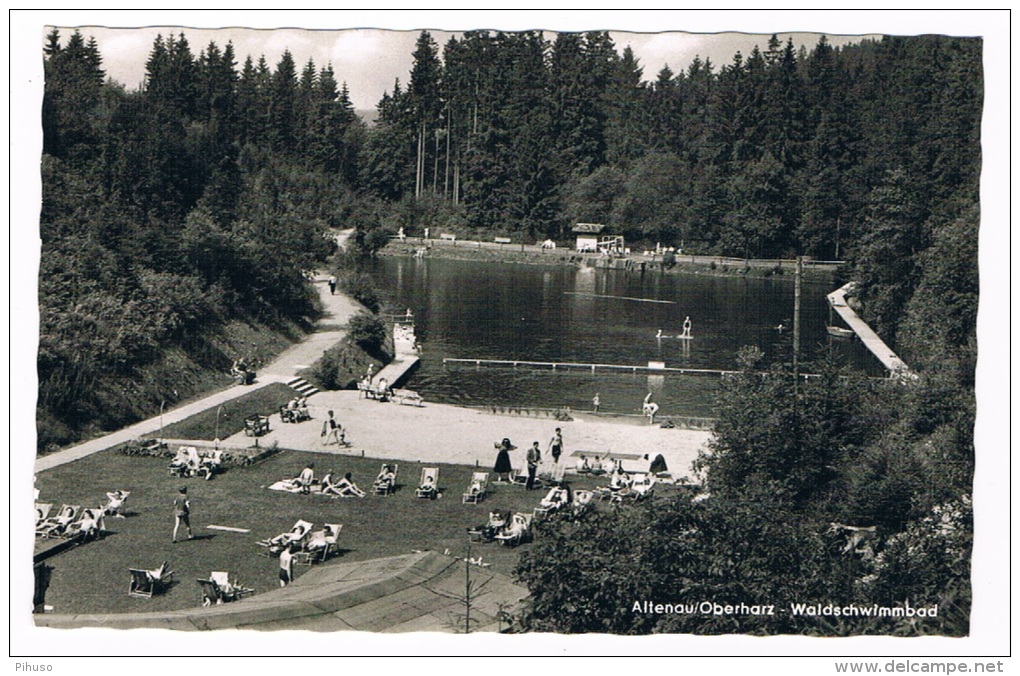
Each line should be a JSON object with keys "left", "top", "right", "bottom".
{"left": 573, "top": 223, "right": 623, "bottom": 253}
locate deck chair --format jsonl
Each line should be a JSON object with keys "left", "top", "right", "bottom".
{"left": 571, "top": 490, "right": 595, "bottom": 510}
{"left": 34, "top": 503, "right": 53, "bottom": 529}
{"left": 415, "top": 467, "right": 439, "bottom": 499}
{"left": 462, "top": 472, "right": 488, "bottom": 504}
{"left": 169, "top": 446, "right": 201, "bottom": 477}
{"left": 198, "top": 450, "right": 223, "bottom": 481}
{"left": 102, "top": 490, "right": 130, "bottom": 518}
{"left": 535, "top": 486, "right": 570, "bottom": 518}
{"left": 297, "top": 523, "right": 343, "bottom": 565}
{"left": 37, "top": 504, "right": 80, "bottom": 538}
{"left": 494, "top": 512, "right": 533, "bottom": 547}
{"left": 510, "top": 466, "right": 529, "bottom": 487}
{"left": 199, "top": 572, "right": 254, "bottom": 606}
{"left": 614, "top": 473, "right": 656, "bottom": 502}
{"left": 373, "top": 464, "right": 398, "bottom": 495}
{"left": 64, "top": 507, "right": 105, "bottom": 542}
{"left": 257, "top": 519, "right": 313, "bottom": 557}
{"left": 128, "top": 561, "right": 175, "bottom": 598}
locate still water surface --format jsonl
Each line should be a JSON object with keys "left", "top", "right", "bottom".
{"left": 369, "top": 257, "right": 880, "bottom": 418}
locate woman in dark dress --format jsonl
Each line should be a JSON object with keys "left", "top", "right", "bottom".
{"left": 494, "top": 438, "right": 515, "bottom": 482}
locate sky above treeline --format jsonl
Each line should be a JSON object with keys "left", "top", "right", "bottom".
{"left": 27, "top": 9, "right": 918, "bottom": 111}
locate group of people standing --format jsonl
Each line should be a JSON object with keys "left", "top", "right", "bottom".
{"left": 493, "top": 427, "right": 566, "bottom": 490}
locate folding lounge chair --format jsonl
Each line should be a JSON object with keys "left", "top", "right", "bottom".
{"left": 462, "top": 472, "right": 488, "bottom": 504}
{"left": 613, "top": 473, "right": 655, "bottom": 503}
{"left": 64, "top": 507, "right": 105, "bottom": 542}
{"left": 415, "top": 467, "right": 439, "bottom": 499}
{"left": 256, "top": 519, "right": 314, "bottom": 557}
{"left": 198, "top": 451, "right": 223, "bottom": 480}
{"left": 535, "top": 487, "right": 569, "bottom": 518}
{"left": 373, "top": 464, "right": 398, "bottom": 495}
{"left": 103, "top": 491, "right": 130, "bottom": 518}
{"left": 34, "top": 503, "right": 53, "bottom": 529}
{"left": 128, "top": 561, "right": 175, "bottom": 598}
{"left": 37, "top": 504, "right": 81, "bottom": 538}
{"left": 510, "top": 466, "right": 529, "bottom": 487}
{"left": 494, "top": 512, "right": 533, "bottom": 547}
{"left": 199, "top": 571, "right": 253, "bottom": 605}
{"left": 169, "top": 446, "right": 202, "bottom": 477}
{"left": 571, "top": 490, "right": 594, "bottom": 510}
{"left": 296, "top": 523, "right": 343, "bottom": 565}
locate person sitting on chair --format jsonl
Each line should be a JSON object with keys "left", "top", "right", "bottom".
{"left": 324, "top": 472, "right": 366, "bottom": 498}
{"left": 609, "top": 465, "right": 632, "bottom": 492}
{"left": 269, "top": 523, "right": 309, "bottom": 553}
{"left": 418, "top": 473, "right": 437, "bottom": 495}
{"left": 103, "top": 490, "right": 128, "bottom": 518}
{"left": 375, "top": 377, "right": 392, "bottom": 402}
{"left": 373, "top": 465, "right": 396, "bottom": 492}
{"left": 471, "top": 511, "right": 509, "bottom": 542}
{"left": 48, "top": 505, "right": 78, "bottom": 535}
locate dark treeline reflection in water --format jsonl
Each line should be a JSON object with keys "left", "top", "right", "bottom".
{"left": 369, "top": 257, "right": 882, "bottom": 419}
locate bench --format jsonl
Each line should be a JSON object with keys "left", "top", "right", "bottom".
{"left": 244, "top": 415, "right": 270, "bottom": 437}
{"left": 439, "top": 233, "right": 457, "bottom": 241}
{"left": 392, "top": 388, "right": 424, "bottom": 407}
{"left": 494, "top": 237, "right": 512, "bottom": 245}
{"left": 279, "top": 405, "right": 310, "bottom": 423}
{"left": 357, "top": 380, "right": 380, "bottom": 400}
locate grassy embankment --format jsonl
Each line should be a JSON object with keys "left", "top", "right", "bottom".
{"left": 35, "top": 446, "right": 670, "bottom": 616}
{"left": 38, "top": 318, "right": 306, "bottom": 455}
{"left": 144, "top": 382, "right": 297, "bottom": 442}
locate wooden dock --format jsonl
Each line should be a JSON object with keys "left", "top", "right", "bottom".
{"left": 374, "top": 322, "right": 421, "bottom": 388}
{"left": 827, "top": 283, "right": 914, "bottom": 378}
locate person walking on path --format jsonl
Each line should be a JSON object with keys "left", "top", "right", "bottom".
{"left": 642, "top": 393, "right": 659, "bottom": 425}
{"left": 172, "top": 486, "right": 193, "bottom": 543}
{"left": 493, "top": 438, "right": 515, "bottom": 483}
{"left": 592, "top": 393, "right": 600, "bottom": 413}
{"left": 548, "top": 428, "right": 564, "bottom": 464}
{"left": 328, "top": 275, "right": 337, "bottom": 296}
{"left": 526, "top": 441, "right": 541, "bottom": 490}
{"left": 279, "top": 543, "right": 295, "bottom": 587}
{"left": 322, "top": 411, "right": 344, "bottom": 446}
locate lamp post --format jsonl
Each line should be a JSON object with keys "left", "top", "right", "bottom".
{"left": 214, "top": 405, "right": 223, "bottom": 450}
{"left": 159, "top": 400, "right": 166, "bottom": 446}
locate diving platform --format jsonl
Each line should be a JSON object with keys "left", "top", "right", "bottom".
{"left": 374, "top": 322, "right": 420, "bottom": 388}
{"left": 827, "top": 283, "right": 914, "bottom": 379}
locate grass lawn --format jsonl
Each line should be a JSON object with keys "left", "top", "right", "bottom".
{"left": 33, "top": 447, "right": 651, "bottom": 617}
{"left": 150, "top": 383, "right": 297, "bottom": 441}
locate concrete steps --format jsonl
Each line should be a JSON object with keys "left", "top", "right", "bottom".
{"left": 286, "top": 377, "right": 320, "bottom": 397}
